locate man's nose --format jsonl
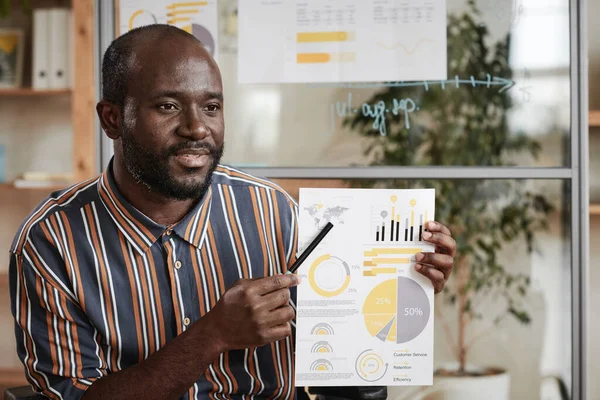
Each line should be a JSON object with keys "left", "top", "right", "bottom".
{"left": 178, "top": 108, "right": 209, "bottom": 140}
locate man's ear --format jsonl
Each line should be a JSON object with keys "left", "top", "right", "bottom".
{"left": 96, "top": 100, "right": 122, "bottom": 140}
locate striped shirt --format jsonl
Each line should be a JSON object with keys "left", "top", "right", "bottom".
{"left": 9, "top": 161, "right": 300, "bottom": 400}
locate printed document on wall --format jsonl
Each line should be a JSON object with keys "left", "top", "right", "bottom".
{"left": 296, "top": 188, "right": 435, "bottom": 386}
{"left": 238, "top": 0, "right": 447, "bottom": 84}
{"left": 119, "top": 0, "right": 218, "bottom": 60}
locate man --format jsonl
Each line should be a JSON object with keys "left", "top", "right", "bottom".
{"left": 9, "top": 24, "right": 456, "bottom": 400}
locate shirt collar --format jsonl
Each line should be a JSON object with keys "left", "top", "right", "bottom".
{"left": 97, "top": 159, "right": 213, "bottom": 255}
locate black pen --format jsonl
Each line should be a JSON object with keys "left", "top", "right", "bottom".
{"left": 287, "top": 222, "right": 334, "bottom": 274}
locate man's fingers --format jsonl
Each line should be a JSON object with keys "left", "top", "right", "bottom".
{"left": 256, "top": 274, "right": 301, "bottom": 295}
{"left": 422, "top": 231, "right": 456, "bottom": 256}
{"left": 264, "top": 305, "right": 296, "bottom": 327}
{"left": 260, "top": 288, "right": 291, "bottom": 311}
{"left": 426, "top": 220, "right": 452, "bottom": 236}
{"left": 415, "top": 264, "right": 445, "bottom": 294}
{"left": 415, "top": 253, "right": 453, "bottom": 279}
{"left": 267, "top": 323, "right": 293, "bottom": 343}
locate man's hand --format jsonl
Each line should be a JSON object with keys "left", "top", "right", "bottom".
{"left": 83, "top": 274, "right": 300, "bottom": 400}
{"left": 415, "top": 221, "right": 456, "bottom": 294}
{"left": 205, "top": 274, "right": 301, "bottom": 352}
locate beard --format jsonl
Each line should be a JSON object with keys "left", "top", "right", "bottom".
{"left": 120, "top": 128, "right": 223, "bottom": 201}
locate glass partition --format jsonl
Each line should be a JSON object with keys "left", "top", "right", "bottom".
{"left": 214, "top": 0, "right": 570, "bottom": 168}
{"left": 104, "top": 0, "right": 586, "bottom": 397}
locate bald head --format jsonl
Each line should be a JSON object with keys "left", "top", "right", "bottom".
{"left": 101, "top": 24, "right": 214, "bottom": 109}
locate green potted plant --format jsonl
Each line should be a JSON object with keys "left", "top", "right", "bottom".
{"left": 344, "top": 1, "right": 553, "bottom": 398}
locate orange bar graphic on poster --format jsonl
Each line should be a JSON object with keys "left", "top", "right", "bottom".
{"left": 167, "top": 17, "right": 191, "bottom": 23}
{"left": 167, "top": 9, "right": 200, "bottom": 16}
{"left": 297, "top": 53, "right": 330, "bottom": 63}
{"left": 370, "top": 258, "right": 411, "bottom": 265}
{"left": 297, "top": 52, "right": 356, "bottom": 64}
{"left": 364, "top": 248, "right": 422, "bottom": 256}
{"left": 297, "top": 31, "right": 354, "bottom": 43}
{"left": 167, "top": 2, "right": 208, "bottom": 9}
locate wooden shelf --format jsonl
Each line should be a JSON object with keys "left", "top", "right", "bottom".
{"left": 0, "top": 183, "right": 69, "bottom": 191}
{"left": 591, "top": 204, "right": 600, "bottom": 215}
{"left": 590, "top": 111, "right": 600, "bottom": 127}
{"left": 0, "top": 88, "right": 71, "bottom": 97}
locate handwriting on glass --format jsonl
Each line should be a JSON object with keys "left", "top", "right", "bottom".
{"left": 361, "top": 98, "right": 417, "bottom": 135}
{"left": 326, "top": 74, "right": 516, "bottom": 136}
{"left": 330, "top": 93, "right": 418, "bottom": 136}
{"left": 314, "top": 74, "right": 514, "bottom": 91}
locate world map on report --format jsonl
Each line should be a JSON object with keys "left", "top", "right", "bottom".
{"left": 303, "top": 204, "right": 350, "bottom": 229}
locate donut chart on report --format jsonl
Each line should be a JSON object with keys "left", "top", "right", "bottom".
{"left": 363, "top": 277, "right": 430, "bottom": 343}
{"left": 308, "top": 254, "right": 351, "bottom": 297}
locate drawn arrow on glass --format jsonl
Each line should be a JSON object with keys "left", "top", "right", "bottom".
{"left": 309, "top": 74, "right": 516, "bottom": 93}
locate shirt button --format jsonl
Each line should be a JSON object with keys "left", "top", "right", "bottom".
{"left": 166, "top": 229, "right": 173, "bottom": 235}
{"left": 175, "top": 260, "right": 182, "bottom": 269}
{"left": 184, "top": 317, "right": 191, "bottom": 326}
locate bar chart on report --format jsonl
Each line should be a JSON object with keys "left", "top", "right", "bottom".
{"left": 371, "top": 196, "right": 432, "bottom": 243}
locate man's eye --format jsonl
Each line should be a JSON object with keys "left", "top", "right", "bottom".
{"left": 205, "top": 104, "right": 220, "bottom": 112}
{"left": 158, "top": 103, "right": 177, "bottom": 111}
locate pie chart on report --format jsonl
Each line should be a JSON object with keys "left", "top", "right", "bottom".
{"left": 363, "top": 277, "right": 430, "bottom": 343}
{"left": 308, "top": 254, "right": 351, "bottom": 297}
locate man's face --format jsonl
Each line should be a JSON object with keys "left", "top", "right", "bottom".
{"left": 119, "top": 38, "right": 224, "bottom": 201}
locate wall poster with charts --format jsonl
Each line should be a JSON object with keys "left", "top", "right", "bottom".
{"left": 118, "top": 1, "right": 219, "bottom": 59}
{"left": 238, "top": 0, "right": 447, "bottom": 83}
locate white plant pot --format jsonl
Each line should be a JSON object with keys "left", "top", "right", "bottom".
{"left": 388, "top": 366, "right": 510, "bottom": 400}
